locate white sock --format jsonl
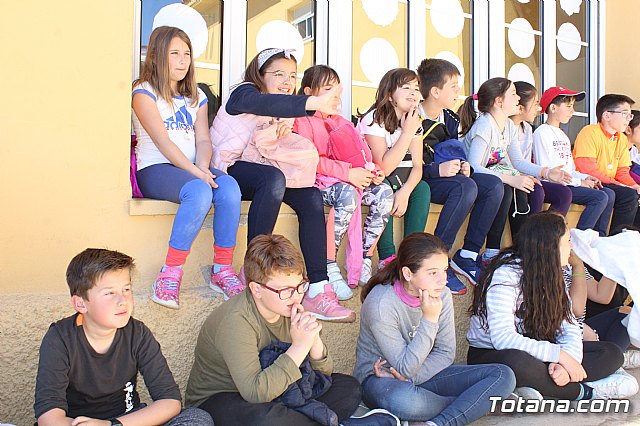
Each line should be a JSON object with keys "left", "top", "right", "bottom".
{"left": 307, "top": 280, "right": 328, "bottom": 298}
{"left": 459, "top": 250, "right": 478, "bottom": 261}
{"left": 483, "top": 248, "right": 500, "bottom": 258}
{"left": 162, "top": 264, "right": 183, "bottom": 272}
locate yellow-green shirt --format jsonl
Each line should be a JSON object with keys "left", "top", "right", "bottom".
{"left": 185, "top": 290, "right": 332, "bottom": 407}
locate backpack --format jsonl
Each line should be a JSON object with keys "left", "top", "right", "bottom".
{"left": 323, "top": 115, "right": 373, "bottom": 167}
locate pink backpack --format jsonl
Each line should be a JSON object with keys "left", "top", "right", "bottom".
{"left": 323, "top": 115, "right": 373, "bottom": 167}
{"left": 130, "top": 135, "right": 143, "bottom": 198}
{"left": 241, "top": 118, "right": 319, "bottom": 188}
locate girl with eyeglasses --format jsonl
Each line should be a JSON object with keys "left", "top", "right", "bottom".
{"left": 459, "top": 78, "right": 572, "bottom": 265}
{"left": 354, "top": 232, "right": 515, "bottom": 424}
{"left": 185, "top": 234, "right": 363, "bottom": 424}
{"left": 210, "top": 48, "right": 355, "bottom": 322}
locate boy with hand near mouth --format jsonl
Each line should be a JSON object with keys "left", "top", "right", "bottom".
{"left": 185, "top": 234, "right": 361, "bottom": 425}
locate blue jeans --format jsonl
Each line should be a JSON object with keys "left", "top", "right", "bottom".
{"left": 569, "top": 186, "right": 615, "bottom": 236}
{"left": 427, "top": 173, "right": 503, "bottom": 252}
{"left": 361, "top": 364, "right": 515, "bottom": 426}
{"left": 136, "top": 163, "right": 241, "bottom": 250}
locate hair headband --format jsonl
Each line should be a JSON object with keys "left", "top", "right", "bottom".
{"left": 257, "top": 48, "right": 296, "bottom": 69}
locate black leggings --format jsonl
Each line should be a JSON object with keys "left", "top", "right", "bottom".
{"left": 486, "top": 184, "right": 530, "bottom": 249}
{"left": 227, "top": 161, "right": 328, "bottom": 283}
{"left": 467, "top": 342, "right": 623, "bottom": 399}
{"left": 198, "top": 373, "right": 362, "bottom": 426}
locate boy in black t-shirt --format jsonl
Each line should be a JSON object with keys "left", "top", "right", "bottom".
{"left": 34, "top": 248, "right": 212, "bottom": 426}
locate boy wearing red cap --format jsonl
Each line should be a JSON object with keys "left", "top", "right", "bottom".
{"left": 573, "top": 94, "right": 640, "bottom": 234}
{"left": 533, "top": 87, "right": 614, "bottom": 236}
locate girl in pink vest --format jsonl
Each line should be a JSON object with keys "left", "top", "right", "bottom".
{"left": 210, "top": 49, "right": 355, "bottom": 323}
{"left": 294, "top": 65, "right": 393, "bottom": 301}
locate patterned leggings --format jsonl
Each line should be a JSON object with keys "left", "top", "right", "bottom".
{"left": 321, "top": 182, "right": 393, "bottom": 259}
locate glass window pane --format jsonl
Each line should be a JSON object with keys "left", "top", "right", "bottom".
{"left": 352, "top": 1, "right": 407, "bottom": 117}
{"left": 505, "top": 1, "right": 541, "bottom": 91}
{"left": 140, "top": 1, "right": 222, "bottom": 95}
{"left": 506, "top": 0, "right": 540, "bottom": 31}
{"left": 246, "top": 0, "right": 316, "bottom": 77}
{"left": 560, "top": 115, "right": 588, "bottom": 145}
{"left": 425, "top": 0, "right": 472, "bottom": 100}
{"left": 556, "top": 0, "right": 588, "bottom": 114}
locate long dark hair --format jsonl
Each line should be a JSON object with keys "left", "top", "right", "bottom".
{"left": 458, "top": 77, "right": 512, "bottom": 137}
{"left": 361, "top": 233, "right": 448, "bottom": 301}
{"left": 298, "top": 65, "right": 340, "bottom": 95}
{"left": 359, "top": 68, "right": 419, "bottom": 134}
{"left": 470, "top": 211, "right": 573, "bottom": 342}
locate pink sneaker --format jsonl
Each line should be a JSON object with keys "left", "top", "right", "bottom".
{"left": 151, "top": 266, "right": 183, "bottom": 309}
{"left": 302, "top": 284, "right": 356, "bottom": 323}
{"left": 377, "top": 254, "right": 396, "bottom": 270}
{"left": 210, "top": 266, "right": 246, "bottom": 300}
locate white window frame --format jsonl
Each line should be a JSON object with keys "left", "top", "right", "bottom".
{"left": 132, "top": 0, "right": 605, "bottom": 123}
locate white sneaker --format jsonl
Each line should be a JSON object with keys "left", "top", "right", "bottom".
{"left": 586, "top": 368, "right": 639, "bottom": 399}
{"left": 623, "top": 349, "right": 640, "bottom": 369}
{"left": 360, "top": 258, "right": 372, "bottom": 285}
{"left": 512, "top": 386, "right": 543, "bottom": 400}
{"left": 327, "top": 262, "right": 353, "bottom": 301}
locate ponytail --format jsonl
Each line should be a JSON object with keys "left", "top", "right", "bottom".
{"left": 361, "top": 257, "right": 400, "bottom": 302}
{"left": 457, "top": 95, "right": 477, "bottom": 137}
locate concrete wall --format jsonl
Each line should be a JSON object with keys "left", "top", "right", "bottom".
{"left": 605, "top": 1, "right": 640, "bottom": 101}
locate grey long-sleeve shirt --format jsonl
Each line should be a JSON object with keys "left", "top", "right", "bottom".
{"left": 353, "top": 284, "right": 455, "bottom": 385}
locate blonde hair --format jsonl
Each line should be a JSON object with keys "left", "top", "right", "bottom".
{"left": 138, "top": 26, "right": 198, "bottom": 107}
{"left": 244, "top": 234, "right": 305, "bottom": 284}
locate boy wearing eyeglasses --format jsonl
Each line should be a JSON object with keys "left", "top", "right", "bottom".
{"left": 574, "top": 94, "right": 640, "bottom": 234}
{"left": 185, "top": 234, "right": 361, "bottom": 424}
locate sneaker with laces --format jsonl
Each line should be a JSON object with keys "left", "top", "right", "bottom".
{"left": 623, "top": 349, "right": 640, "bottom": 369}
{"left": 586, "top": 368, "right": 640, "bottom": 399}
{"left": 151, "top": 266, "right": 183, "bottom": 309}
{"left": 450, "top": 250, "right": 481, "bottom": 286}
{"left": 446, "top": 269, "right": 467, "bottom": 295}
{"left": 328, "top": 262, "right": 353, "bottom": 301}
{"left": 512, "top": 386, "right": 543, "bottom": 400}
{"left": 359, "top": 258, "right": 373, "bottom": 286}
{"left": 210, "top": 265, "right": 246, "bottom": 300}
{"left": 377, "top": 254, "right": 396, "bottom": 270}
{"left": 302, "top": 283, "right": 356, "bottom": 323}
{"left": 341, "top": 408, "right": 400, "bottom": 426}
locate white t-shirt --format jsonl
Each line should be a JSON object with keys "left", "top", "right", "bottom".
{"left": 516, "top": 121, "right": 534, "bottom": 161}
{"left": 631, "top": 145, "right": 640, "bottom": 164}
{"left": 357, "top": 109, "right": 413, "bottom": 169}
{"left": 532, "top": 123, "right": 589, "bottom": 186}
{"left": 132, "top": 82, "right": 207, "bottom": 170}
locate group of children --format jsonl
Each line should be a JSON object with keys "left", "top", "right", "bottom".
{"left": 33, "top": 25, "right": 640, "bottom": 425}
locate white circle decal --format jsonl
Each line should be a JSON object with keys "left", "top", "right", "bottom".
{"left": 508, "top": 63, "right": 536, "bottom": 86}
{"left": 560, "top": 0, "right": 582, "bottom": 16}
{"left": 430, "top": 0, "right": 465, "bottom": 39}
{"left": 434, "top": 51, "right": 465, "bottom": 88}
{"left": 361, "top": 0, "right": 399, "bottom": 27}
{"left": 508, "top": 18, "right": 535, "bottom": 59}
{"left": 557, "top": 23, "right": 582, "bottom": 61}
{"left": 153, "top": 4, "right": 208, "bottom": 59}
{"left": 255, "top": 20, "right": 305, "bottom": 64}
{"left": 360, "top": 38, "right": 400, "bottom": 84}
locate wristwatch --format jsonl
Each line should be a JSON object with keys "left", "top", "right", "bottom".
{"left": 109, "top": 418, "right": 123, "bottom": 426}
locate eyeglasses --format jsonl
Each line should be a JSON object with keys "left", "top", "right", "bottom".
{"left": 607, "top": 110, "right": 634, "bottom": 120}
{"left": 264, "top": 70, "right": 298, "bottom": 85}
{"left": 255, "top": 279, "right": 309, "bottom": 300}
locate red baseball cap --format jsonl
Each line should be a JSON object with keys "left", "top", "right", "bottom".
{"left": 539, "top": 86, "right": 586, "bottom": 112}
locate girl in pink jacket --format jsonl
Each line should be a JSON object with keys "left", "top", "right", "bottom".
{"left": 294, "top": 66, "right": 393, "bottom": 300}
